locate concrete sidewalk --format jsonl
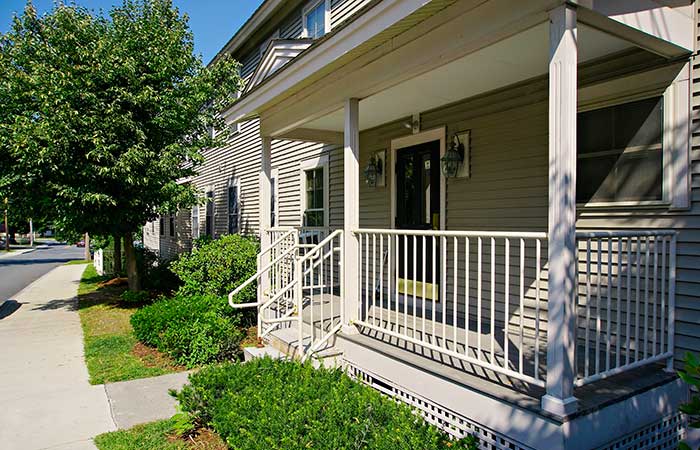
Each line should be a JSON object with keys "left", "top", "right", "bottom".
{"left": 0, "top": 264, "right": 192, "bottom": 449}
{"left": 0, "top": 264, "right": 114, "bottom": 450}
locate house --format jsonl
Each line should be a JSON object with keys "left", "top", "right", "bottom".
{"left": 145, "top": 1, "right": 700, "bottom": 448}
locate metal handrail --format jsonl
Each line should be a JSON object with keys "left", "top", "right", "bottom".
{"left": 228, "top": 243, "right": 299, "bottom": 308}
{"left": 354, "top": 228, "right": 547, "bottom": 239}
{"left": 298, "top": 230, "right": 343, "bottom": 264}
{"left": 259, "top": 228, "right": 297, "bottom": 259}
{"left": 576, "top": 229, "right": 677, "bottom": 238}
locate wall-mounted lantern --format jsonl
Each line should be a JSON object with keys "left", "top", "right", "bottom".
{"left": 364, "top": 150, "right": 386, "bottom": 187}
{"left": 440, "top": 131, "right": 470, "bottom": 179}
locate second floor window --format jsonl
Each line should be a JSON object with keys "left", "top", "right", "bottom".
{"left": 159, "top": 217, "right": 164, "bottom": 236}
{"left": 169, "top": 215, "right": 175, "bottom": 237}
{"left": 304, "top": 1, "right": 327, "bottom": 39}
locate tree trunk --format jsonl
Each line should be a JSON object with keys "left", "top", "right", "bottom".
{"left": 113, "top": 234, "right": 122, "bottom": 275}
{"left": 84, "top": 232, "right": 91, "bottom": 261}
{"left": 123, "top": 232, "right": 141, "bottom": 291}
{"left": 3, "top": 203, "right": 8, "bottom": 252}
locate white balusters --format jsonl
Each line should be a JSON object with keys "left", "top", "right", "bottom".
{"left": 350, "top": 228, "right": 677, "bottom": 390}
{"left": 575, "top": 231, "right": 677, "bottom": 386}
{"left": 354, "top": 229, "right": 548, "bottom": 387}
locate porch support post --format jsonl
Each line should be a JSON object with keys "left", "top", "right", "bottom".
{"left": 259, "top": 135, "right": 273, "bottom": 298}
{"left": 542, "top": 4, "right": 578, "bottom": 417}
{"left": 343, "top": 98, "right": 360, "bottom": 333}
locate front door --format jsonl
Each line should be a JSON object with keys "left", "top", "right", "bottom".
{"left": 395, "top": 140, "right": 440, "bottom": 298}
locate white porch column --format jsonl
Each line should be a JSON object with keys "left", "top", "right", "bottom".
{"left": 259, "top": 136, "right": 273, "bottom": 247}
{"left": 259, "top": 135, "right": 273, "bottom": 298}
{"left": 542, "top": 4, "right": 578, "bottom": 416}
{"left": 343, "top": 98, "right": 360, "bottom": 332}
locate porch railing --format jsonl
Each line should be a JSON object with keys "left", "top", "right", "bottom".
{"left": 353, "top": 228, "right": 677, "bottom": 391}
{"left": 354, "top": 228, "right": 548, "bottom": 387}
{"left": 297, "top": 230, "right": 344, "bottom": 357}
{"left": 231, "top": 226, "right": 343, "bottom": 360}
{"left": 574, "top": 230, "right": 677, "bottom": 386}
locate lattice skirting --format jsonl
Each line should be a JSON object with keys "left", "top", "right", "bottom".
{"left": 346, "top": 362, "right": 684, "bottom": 450}
{"left": 595, "top": 413, "right": 684, "bottom": 450}
{"left": 346, "top": 362, "right": 533, "bottom": 450}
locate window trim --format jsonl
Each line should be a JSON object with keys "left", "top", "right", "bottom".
{"left": 302, "top": 0, "right": 331, "bottom": 39}
{"left": 576, "top": 63, "right": 690, "bottom": 210}
{"left": 299, "top": 155, "right": 329, "bottom": 228}
{"left": 227, "top": 178, "right": 241, "bottom": 235}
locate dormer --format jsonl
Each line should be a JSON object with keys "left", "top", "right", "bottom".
{"left": 244, "top": 39, "right": 314, "bottom": 93}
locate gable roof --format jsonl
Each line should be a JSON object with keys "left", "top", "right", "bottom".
{"left": 244, "top": 39, "right": 314, "bottom": 93}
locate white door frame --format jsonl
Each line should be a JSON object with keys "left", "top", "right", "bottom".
{"left": 389, "top": 126, "right": 446, "bottom": 230}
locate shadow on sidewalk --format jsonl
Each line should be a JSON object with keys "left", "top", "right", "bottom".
{"left": 30, "top": 298, "right": 78, "bottom": 312}
{"left": 0, "top": 300, "right": 23, "bottom": 319}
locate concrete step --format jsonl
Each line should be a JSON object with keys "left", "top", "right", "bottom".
{"left": 265, "top": 324, "right": 344, "bottom": 369}
{"left": 243, "top": 345, "right": 286, "bottom": 362}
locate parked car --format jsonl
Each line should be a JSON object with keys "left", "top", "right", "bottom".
{"left": 76, "top": 240, "right": 85, "bottom": 248}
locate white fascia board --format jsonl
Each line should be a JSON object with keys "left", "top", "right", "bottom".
{"left": 223, "top": 0, "right": 434, "bottom": 125}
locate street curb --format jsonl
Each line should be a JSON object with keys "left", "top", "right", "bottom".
{"left": 0, "top": 247, "right": 37, "bottom": 259}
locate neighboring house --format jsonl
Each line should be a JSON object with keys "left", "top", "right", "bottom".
{"left": 146, "top": 1, "right": 700, "bottom": 448}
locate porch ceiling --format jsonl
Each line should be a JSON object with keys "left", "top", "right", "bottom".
{"left": 303, "top": 22, "right": 633, "bottom": 132}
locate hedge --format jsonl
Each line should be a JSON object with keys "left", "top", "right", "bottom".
{"left": 130, "top": 293, "right": 242, "bottom": 368}
{"left": 176, "top": 358, "right": 477, "bottom": 450}
{"left": 169, "top": 234, "right": 258, "bottom": 302}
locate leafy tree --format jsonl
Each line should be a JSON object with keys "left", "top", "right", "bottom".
{"left": 0, "top": 1, "right": 241, "bottom": 289}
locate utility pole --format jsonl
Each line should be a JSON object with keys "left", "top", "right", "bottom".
{"left": 4, "top": 198, "right": 9, "bottom": 252}
{"left": 29, "top": 218, "right": 34, "bottom": 247}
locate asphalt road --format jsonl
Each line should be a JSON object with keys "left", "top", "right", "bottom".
{"left": 0, "top": 243, "right": 85, "bottom": 302}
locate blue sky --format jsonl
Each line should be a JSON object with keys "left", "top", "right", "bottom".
{"left": 0, "top": 0, "right": 265, "bottom": 64}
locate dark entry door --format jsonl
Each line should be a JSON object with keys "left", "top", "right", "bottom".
{"left": 395, "top": 140, "right": 440, "bottom": 295}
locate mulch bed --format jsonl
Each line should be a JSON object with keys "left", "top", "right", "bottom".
{"left": 132, "top": 342, "right": 185, "bottom": 371}
{"left": 168, "top": 428, "right": 228, "bottom": 449}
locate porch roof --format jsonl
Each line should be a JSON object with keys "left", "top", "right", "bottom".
{"left": 223, "top": 0, "right": 692, "bottom": 139}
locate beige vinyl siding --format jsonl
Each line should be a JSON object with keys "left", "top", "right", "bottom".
{"left": 142, "top": 209, "right": 192, "bottom": 260}
{"left": 331, "top": 0, "right": 372, "bottom": 29}
{"left": 279, "top": 9, "right": 303, "bottom": 39}
{"left": 352, "top": 54, "right": 697, "bottom": 362}
{"left": 356, "top": 84, "right": 550, "bottom": 342}
{"left": 271, "top": 139, "right": 341, "bottom": 228}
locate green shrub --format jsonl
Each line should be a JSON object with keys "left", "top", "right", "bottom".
{"left": 176, "top": 358, "right": 478, "bottom": 450}
{"left": 169, "top": 234, "right": 259, "bottom": 302}
{"left": 680, "top": 352, "right": 700, "bottom": 450}
{"left": 130, "top": 293, "right": 242, "bottom": 367}
{"left": 133, "top": 244, "right": 181, "bottom": 293}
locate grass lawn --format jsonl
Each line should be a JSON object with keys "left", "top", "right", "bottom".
{"left": 94, "top": 418, "right": 226, "bottom": 450}
{"left": 65, "top": 259, "right": 92, "bottom": 265}
{"left": 78, "top": 264, "right": 184, "bottom": 384}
